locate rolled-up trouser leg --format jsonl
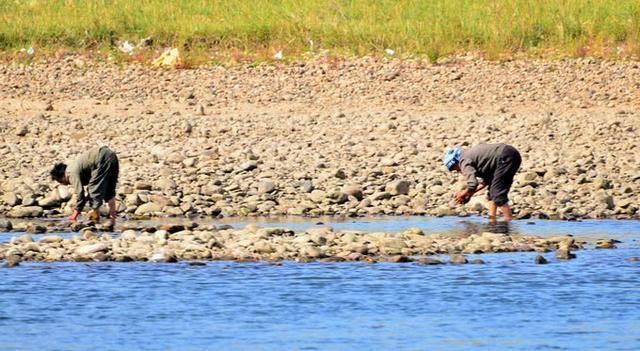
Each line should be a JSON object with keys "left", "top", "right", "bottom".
{"left": 88, "top": 147, "right": 119, "bottom": 209}
{"left": 489, "top": 145, "right": 521, "bottom": 206}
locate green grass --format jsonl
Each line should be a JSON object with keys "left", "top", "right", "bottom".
{"left": 1, "top": 0, "right": 639, "bottom": 63}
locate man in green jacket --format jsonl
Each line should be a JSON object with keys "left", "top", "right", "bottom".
{"left": 443, "top": 143, "right": 521, "bottom": 222}
{"left": 50, "top": 146, "right": 119, "bottom": 225}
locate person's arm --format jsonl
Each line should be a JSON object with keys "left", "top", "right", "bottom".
{"left": 454, "top": 160, "right": 479, "bottom": 204}
{"left": 460, "top": 160, "right": 478, "bottom": 192}
{"left": 69, "top": 172, "right": 87, "bottom": 212}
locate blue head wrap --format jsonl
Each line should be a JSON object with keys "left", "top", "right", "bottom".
{"left": 443, "top": 148, "right": 461, "bottom": 170}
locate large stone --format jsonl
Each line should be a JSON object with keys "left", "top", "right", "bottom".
{"left": 595, "top": 239, "right": 617, "bottom": 249}
{"left": 239, "top": 161, "right": 258, "bottom": 172}
{"left": 385, "top": 180, "right": 410, "bottom": 195}
{"left": 369, "top": 191, "right": 391, "bottom": 201}
{"left": 534, "top": 255, "right": 548, "bottom": 264}
{"left": 125, "top": 194, "right": 142, "bottom": 206}
{"left": 594, "top": 191, "right": 615, "bottom": 210}
{"left": 416, "top": 257, "right": 444, "bottom": 265}
{"left": 0, "top": 219, "right": 12, "bottom": 231}
{"left": 257, "top": 180, "right": 276, "bottom": 194}
{"left": 154, "top": 178, "right": 177, "bottom": 191}
{"left": 38, "top": 196, "right": 60, "bottom": 208}
{"left": 333, "top": 169, "right": 347, "bottom": 179}
{"left": 309, "top": 190, "right": 327, "bottom": 203}
{"left": 76, "top": 243, "right": 109, "bottom": 256}
{"left": 3, "top": 254, "right": 21, "bottom": 267}
{"left": 449, "top": 254, "right": 468, "bottom": 264}
{"left": 134, "top": 202, "right": 163, "bottom": 216}
{"left": 301, "top": 180, "right": 314, "bottom": 193}
{"left": 7, "top": 206, "right": 43, "bottom": 218}
{"left": 2, "top": 192, "right": 20, "bottom": 206}
{"left": 39, "top": 236, "right": 63, "bottom": 244}
{"left": 149, "top": 248, "right": 177, "bottom": 263}
{"left": 555, "top": 247, "right": 576, "bottom": 260}
{"left": 341, "top": 184, "right": 363, "bottom": 200}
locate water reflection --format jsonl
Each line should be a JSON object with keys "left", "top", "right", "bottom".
{"left": 457, "top": 220, "right": 511, "bottom": 235}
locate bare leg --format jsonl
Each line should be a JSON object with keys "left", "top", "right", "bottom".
{"left": 487, "top": 200, "right": 497, "bottom": 223}
{"left": 500, "top": 204, "right": 513, "bottom": 222}
{"left": 107, "top": 198, "right": 117, "bottom": 225}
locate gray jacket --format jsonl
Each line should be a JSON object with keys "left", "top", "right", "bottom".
{"left": 67, "top": 147, "right": 104, "bottom": 210}
{"left": 459, "top": 143, "right": 507, "bottom": 191}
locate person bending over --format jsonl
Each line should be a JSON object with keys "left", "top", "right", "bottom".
{"left": 443, "top": 143, "right": 521, "bottom": 222}
{"left": 50, "top": 146, "right": 119, "bottom": 225}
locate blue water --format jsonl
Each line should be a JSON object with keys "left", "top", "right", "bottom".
{"left": 1, "top": 217, "right": 640, "bottom": 350}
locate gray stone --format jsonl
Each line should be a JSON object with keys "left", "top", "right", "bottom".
{"left": 257, "top": 180, "right": 276, "bottom": 194}
{"left": 3, "top": 254, "right": 21, "bottom": 267}
{"left": 125, "top": 194, "right": 142, "bottom": 206}
{"left": 416, "top": 257, "right": 444, "bottom": 265}
{"left": 555, "top": 248, "right": 576, "bottom": 260}
{"left": 2, "top": 192, "right": 20, "bottom": 206}
{"left": 385, "top": 180, "right": 410, "bottom": 195}
{"left": 39, "top": 236, "right": 63, "bottom": 244}
{"left": 369, "top": 191, "right": 392, "bottom": 201}
{"left": 239, "top": 161, "right": 258, "bottom": 172}
{"left": 333, "top": 169, "right": 347, "bottom": 179}
{"left": 149, "top": 248, "right": 178, "bottom": 263}
{"left": 301, "top": 180, "right": 314, "bottom": 193}
{"left": 134, "top": 182, "right": 152, "bottom": 190}
{"left": 20, "top": 193, "right": 36, "bottom": 206}
{"left": 309, "top": 190, "right": 327, "bottom": 203}
{"left": 388, "top": 255, "right": 411, "bottom": 263}
{"left": 154, "top": 178, "right": 177, "bottom": 191}
{"left": 449, "top": 254, "right": 468, "bottom": 264}
{"left": 341, "top": 184, "right": 363, "bottom": 200}
{"left": 7, "top": 206, "right": 43, "bottom": 218}
{"left": 0, "top": 219, "right": 12, "bottom": 231}
{"left": 134, "top": 202, "right": 163, "bottom": 216}
{"left": 76, "top": 243, "right": 109, "bottom": 256}
{"left": 26, "top": 224, "right": 47, "bottom": 234}
{"left": 38, "top": 196, "right": 60, "bottom": 208}
{"left": 595, "top": 239, "right": 617, "bottom": 249}
{"left": 534, "top": 255, "right": 548, "bottom": 264}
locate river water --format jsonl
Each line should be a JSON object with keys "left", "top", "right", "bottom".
{"left": 1, "top": 217, "right": 639, "bottom": 350}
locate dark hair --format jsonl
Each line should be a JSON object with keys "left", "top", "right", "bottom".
{"left": 50, "top": 163, "right": 67, "bottom": 181}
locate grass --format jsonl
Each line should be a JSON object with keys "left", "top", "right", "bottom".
{"left": 1, "top": 0, "right": 640, "bottom": 64}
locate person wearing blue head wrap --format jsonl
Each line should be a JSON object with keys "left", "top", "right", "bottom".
{"left": 443, "top": 143, "right": 521, "bottom": 222}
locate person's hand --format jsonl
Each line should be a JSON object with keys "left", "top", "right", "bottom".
{"left": 67, "top": 209, "right": 80, "bottom": 222}
{"left": 454, "top": 189, "right": 472, "bottom": 204}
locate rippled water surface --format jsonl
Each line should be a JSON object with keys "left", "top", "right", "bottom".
{"left": 1, "top": 217, "right": 639, "bottom": 350}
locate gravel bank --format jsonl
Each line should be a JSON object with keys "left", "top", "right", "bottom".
{"left": 0, "top": 56, "right": 638, "bottom": 220}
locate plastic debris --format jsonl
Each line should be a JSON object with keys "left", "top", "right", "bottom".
{"left": 385, "top": 48, "right": 395, "bottom": 56}
{"left": 118, "top": 41, "right": 135, "bottom": 55}
{"left": 273, "top": 50, "right": 284, "bottom": 60}
{"left": 26, "top": 47, "right": 34, "bottom": 56}
{"left": 137, "top": 36, "right": 153, "bottom": 49}
{"left": 152, "top": 48, "right": 181, "bottom": 67}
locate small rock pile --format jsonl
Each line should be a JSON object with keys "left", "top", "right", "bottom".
{"left": 0, "top": 223, "right": 584, "bottom": 263}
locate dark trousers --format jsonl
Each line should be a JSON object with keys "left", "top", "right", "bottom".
{"left": 488, "top": 145, "right": 521, "bottom": 206}
{"left": 89, "top": 147, "right": 119, "bottom": 209}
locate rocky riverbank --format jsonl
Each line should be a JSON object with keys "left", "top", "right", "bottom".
{"left": 1, "top": 220, "right": 599, "bottom": 264}
{"left": 0, "top": 56, "right": 639, "bottom": 220}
